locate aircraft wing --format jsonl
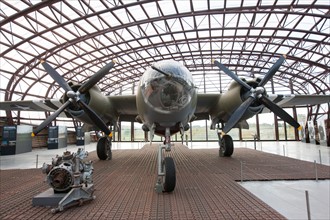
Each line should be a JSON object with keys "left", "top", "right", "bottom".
{"left": 0, "top": 99, "right": 62, "bottom": 112}
{"left": 0, "top": 95, "right": 139, "bottom": 122}
{"left": 268, "top": 94, "right": 330, "bottom": 107}
{"left": 194, "top": 93, "right": 221, "bottom": 120}
{"left": 108, "top": 95, "right": 138, "bottom": 122}
{"left": 194, "top": 93, "right": 330, "bottom": 117}
{"left": 261, "top": 94, "right": 330, "bottom": 113}
{"left": 194, "top": 93, "right": 329, "bottom": 126}
{"left": 0, "top": 99, "right": 68, "bottom": 117}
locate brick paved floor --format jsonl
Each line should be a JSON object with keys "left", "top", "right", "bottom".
{"left": 1, "top": 144, "right": 329, "bottom": 219}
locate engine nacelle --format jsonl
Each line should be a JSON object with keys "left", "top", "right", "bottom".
{"left": 42, "top": 148, "right": 93, "bottom": 193}
{"left": 63, "top": 84, "right": 117, "bottom": 126}
{"left": 210, "top": 78, "right": 264, "bottom": 128}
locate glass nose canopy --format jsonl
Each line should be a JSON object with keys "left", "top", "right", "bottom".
{"left": 142, "top": 76, "right": 193, "bottom": 112}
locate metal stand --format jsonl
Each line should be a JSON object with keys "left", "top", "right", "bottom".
{"left": 51, "top": 156, "right": 95, "bottom": 213}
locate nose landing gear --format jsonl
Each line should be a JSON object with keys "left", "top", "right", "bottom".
{"left": 155, "top": 128, "right": 176, "bottom": 193}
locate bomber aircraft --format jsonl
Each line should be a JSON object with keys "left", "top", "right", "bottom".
{"left": 1, "top": 55, "right": 329, "bottom": 193}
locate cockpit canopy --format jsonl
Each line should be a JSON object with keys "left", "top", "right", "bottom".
{"left": 140, "top": 60, "right": 195, "bottom": 113}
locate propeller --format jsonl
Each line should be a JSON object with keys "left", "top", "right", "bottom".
{"left": 213, "top": 55, "right": 301, "bottom": 133}
{"left": 32, "top": 60, "right": 115, "bottom": 136}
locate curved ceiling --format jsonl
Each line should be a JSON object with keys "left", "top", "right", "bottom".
{"left": 0, "top": 0, "right": 329, "bottom": 124}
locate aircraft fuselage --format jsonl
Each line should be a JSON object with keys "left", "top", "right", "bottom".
{"left": 136, "top": 60, "right": 197, "bottom": 136}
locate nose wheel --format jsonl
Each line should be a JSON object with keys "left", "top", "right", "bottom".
{"left": 155, "top": 128, "right": 176, "bottom": 193}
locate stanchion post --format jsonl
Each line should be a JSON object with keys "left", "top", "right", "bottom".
{"left": 314, "top": 160, "right": 318, "bottom": 182}
{"left": 305, "top": 190, "right": 311, "bottom": 220}
{"left": 36, "top": 154, "right": 38, "bottom": 168}
{"left": 240, "top": 161, "right": 243, "bottom": 183}
{"left": 283, "top": 145, "right": 285, "bottom": 157}
{"left": 319, "top": 149, "right": 322, "bottom": 164}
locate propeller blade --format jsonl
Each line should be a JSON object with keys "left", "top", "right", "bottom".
{"left": 78, "top": 100, "right": 111, "bottom": 135}
{"left": 259, "top": 95, "right": 301, "bottom": 129}
{"left": 258, "top": 55, "right": 286, "bottom": 87}
{"left": 32, "top": 100, "right": 71, "bottom": 136}
{"left": 223, "top": 96, "right": 255, "bottom": 133}
{"left": 41, "top": 61, "right": 72, "bottom": 92}
{"left": 79, "top": 61, "right": 115, "bottom": 94}
{"left": 213, "top": 60, "right": 251, "bottom": 91}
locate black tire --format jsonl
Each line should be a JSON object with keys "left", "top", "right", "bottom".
{"left": 220, "top": 135, "right": 234, "bottom": 157}
{"left": 163, "top": 157, "right": 176, "bottom": 193}
{"left": 97, "top": 137, "right": 112, "bottom": 160}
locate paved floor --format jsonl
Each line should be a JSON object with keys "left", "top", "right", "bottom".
{"left": 191, "top": 141, "right": 330, "bottom": 220}
{"left": 0, "top": 140, "right": 329, "bottom": 219}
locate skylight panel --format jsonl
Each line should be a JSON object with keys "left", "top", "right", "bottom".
{"left": 181, "top": 17, "right": 195, "bottom": 31}
{"left": 149, "top": 36, "right": 162, "bottom": 44}
{"left": 75, "top": 19, "right": 97, "bottom": 34}
{"left": 226, "top": 0, "right": 242, "bottom": 8}
{"left": 142, "top": 2, "right": 159, "bottom": 18}
{"left": 276, "top": 46, "right": 290, "bottom": 55}
{"left": 274, "top": 30, "right": 289, "bottom": 37}
{"left": 209, "top": 0, "right": 224, "bottom": 9}
{"left": 57, "top": 1, "right": 84, "bottom": 18}
{"left": 112, "top": 8, "right": 132, "bottom": 24}
{"left": 0, "top": 2, "right": 19, "bottom": 17}
{"left": 237, "top": 13, "right": 253, "bottom": 28}
{"left": 243, "top": 1, "right": 257, "bottom": 7}
{"left": 161, "top": 34, "right": 172, "bottom": 42}
{"left": 282, "top": 14, "right": 300, "bottom": 29}
{"left": 224, "top": 13, "right": 238, "bottom": 28}
{"left": 157, "top": 1, "right": 176, "bottom": 16}
{"left": 198, "top": 30, "right": 210, "bottom": 38}
{"left": 153, "top": 20, "right": 167, "bottom": 34}
{"left": 55, "top": 26, "right": 77, "bottom": 41}
{"left": 223, "top": 29, "right": 235, "bottom": 36}
{"left": 174, "top": 1, "right": 191, "bottom": 13}
{"left": 166, "top": 18, "right": 182, "bottom": 32}
{"left": 195, "top": 15, "right": 209, "bottom": 29}
{"left": 295, "top": 16, "right": 316, "bottom": 30}
{"left": 265, "top": 14, "right": 282, "bottom": 28}
{"left": 249, "top": 29, "right": 261, "bottom": 36}
{"left": 254, "top": 13, "right": 268, "bottom": 28}
{"left": 185, "top": 31, "right": 197, "bottom": 39}
{"left": 127, "top": 5, "right": 148, "bottom": 20}
{"left": 236, "top": 29, "right": 248, "bottom": 36}
{"left": 173, "top": 33, "right": 185, "bottom": 40}
{"left": 192, "top": 0, "right": 208, "bottom": 11}
{"left": 289, "top": 31, "right": 306, "bottom": 39}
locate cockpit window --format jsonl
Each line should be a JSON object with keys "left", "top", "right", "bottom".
{"left": 140, "top": 60, "right": 195, "bottom": 113}
{"left": 142, "top": 76, "right": 193, "bottom": 112}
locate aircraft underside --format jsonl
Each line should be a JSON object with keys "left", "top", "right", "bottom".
{"left": 95, "top": 124, "right": 234, "bottom": 193}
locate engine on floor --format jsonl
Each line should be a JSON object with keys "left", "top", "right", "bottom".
{"left": 41, "top": 148, "right": 93, "bottom": 193}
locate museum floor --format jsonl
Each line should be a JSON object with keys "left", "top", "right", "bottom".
{"left": 1, "top": 141, "right": 329, "bottom": 219}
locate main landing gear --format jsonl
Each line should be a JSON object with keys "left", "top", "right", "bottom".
{"left": 97, "top": 136, "right": 112, "bottom": 160}
{"left": 217, "top": 130, "right": 234, "bottom": 157}
{"left": 155, "top": 128, "right": 176, "bottom": 193}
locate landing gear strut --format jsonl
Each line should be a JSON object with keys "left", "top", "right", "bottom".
{"left": 155, "top": 128, "right": 176, "bottom": 193}
{"left": 97, "top": 136, "right": 112, "bottom": 160}
{"left": 218, "top": 130, "right": 234, "bottom": 157}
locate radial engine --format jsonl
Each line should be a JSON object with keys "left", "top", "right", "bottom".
{"left": 42, "top": 148, "right": 93, "bottom": 193}
{"left": 41, "top": 148, "right": 95, "bottom": 213}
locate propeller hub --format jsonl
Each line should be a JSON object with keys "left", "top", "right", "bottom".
{"left": 66, "top": 90, "right": 78, "bottom": 99}
{"left": 255, "top": 87, "right": 265, "bottom": 95}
